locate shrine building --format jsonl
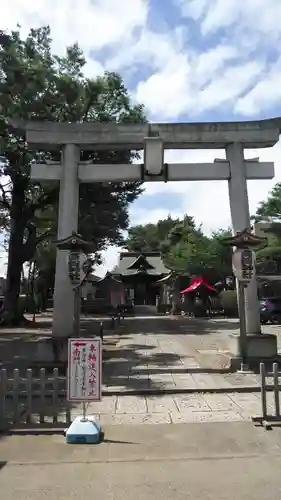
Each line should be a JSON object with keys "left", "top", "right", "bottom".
{"left": 111, "top": 252, "right": 170, "bottom": 305}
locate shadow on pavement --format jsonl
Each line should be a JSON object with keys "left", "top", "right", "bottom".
{"left": 0, "top": 318, "right": 111, "bottom": 375}
{"left": 116, "top": 316, "right": 240, "bottom": 336}
{"left": 102, "top": 436, "right": 138, "bottom": 445}
{"left": 201, "top": 318, "right": 239, "bottom": 330}
{"left": 99, "top": 315, "right": 238, "bottom": 390}
{"left": 103, "top": 344, "right": 183, "bottom": 392}
{"left": 3, "top": 428, "right": 66, "bottom": 436}
{"left": 121, "top": 366, "right": 231, "bottom": 375}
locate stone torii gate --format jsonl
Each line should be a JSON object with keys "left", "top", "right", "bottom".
{"left": 20, "top": 118, "right": 279, "bottom": 339}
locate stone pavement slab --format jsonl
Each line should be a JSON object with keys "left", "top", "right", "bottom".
{"left": 76, "top": 392, "right": 269, "bottom": 426}
{"left": 201, "top": 393, "right": 239, "bottom": 410}
{"left": 170, "top": 409, "right": 244, "bottom": 423}
{"left": 146, "top": 395, "right": 178, "bottom": 413}
{"left": 173, "top": 393, "right": 210, "bottom": 412}
{"left": 116, "top": 395, "right": 147, "bottom": 414}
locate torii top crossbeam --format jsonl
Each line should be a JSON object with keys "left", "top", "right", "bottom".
{"left": 9, "top": 117, "right": 281, "bottom": 150}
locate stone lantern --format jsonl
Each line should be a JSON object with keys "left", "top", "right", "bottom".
{"left": 221, "top": 228, "right": 277, "bottom": 370}
{"left": 54, "top": 232, "right": 96, "bottom": 337}
{"left": 54, "top": 232, "right": 96, "bottom": 286}
{"left": 35, "top": 232, "right": 96, "bottom": 370}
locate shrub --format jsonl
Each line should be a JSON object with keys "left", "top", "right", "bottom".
{"left": 220, "top": 290, "right": 238, "bottom": 317}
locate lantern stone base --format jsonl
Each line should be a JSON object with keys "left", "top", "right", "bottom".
{"left": 229, "top": 333, "right": 278, "bottom": 370}
{"left": 34, "top": 336, "right": 69, "bottom": 367}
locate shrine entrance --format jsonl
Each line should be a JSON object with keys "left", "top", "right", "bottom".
{"left": 19, "top": 118, "right": 279, "bottom": 339}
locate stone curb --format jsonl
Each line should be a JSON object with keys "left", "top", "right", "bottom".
{"left": 1, "top": 428, "right": 66, "bottom": 436}
{"left": 3, "top": 385, "right": 263, "bottom": 400}
{"left": 101, "top": 386, "right": 263, "bottom": 396}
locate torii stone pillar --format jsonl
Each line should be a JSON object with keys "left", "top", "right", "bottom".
{"left": 52, "top": 144, "right": 79, "bottom": 337}
{"left": 226, "top": 143, "right": 260, "bottom": 334}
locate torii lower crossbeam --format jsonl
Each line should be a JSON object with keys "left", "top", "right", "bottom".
{"left": 31, "top": 160, "right": 275, "bottom": 183}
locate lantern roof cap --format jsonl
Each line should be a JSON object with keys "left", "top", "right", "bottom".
{"left": 54, "top": 231, "right": 96, "bottom": 252}
{"left": 221, "top": 228, "right": 267, "bottom": 248}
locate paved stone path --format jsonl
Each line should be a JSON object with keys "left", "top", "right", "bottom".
{"left": 66, "top": 315, "right": 272, "bottom": 426}
{"left": 3, "top": 314, "right": 280, "bottom": 428}
{"left": 102, "top": 316, "right": 262, "bottom": 393}
{"left": 81, "top": 391, "right": 270, "bottom": 425}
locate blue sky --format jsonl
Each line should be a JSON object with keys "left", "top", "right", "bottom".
{"left": 2, "top": 0, "right": 281, "bottom": 276}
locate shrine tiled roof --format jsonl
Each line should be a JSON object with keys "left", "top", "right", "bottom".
{"left": 112, "top": 252, "right": 170, "bottom": 276}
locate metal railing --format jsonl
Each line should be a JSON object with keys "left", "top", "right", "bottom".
{"left": 252, "top": 362, "right": 281, "bottom": 430}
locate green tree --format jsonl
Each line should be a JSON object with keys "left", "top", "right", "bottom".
{"left": 125, "top": 215, "right": 231, "bottom": 280}
{"left": 32, "top": 242, "right": 57, "bottom": 311}
{"left": 125, "top": 215, "right": 182, "bottom": 253}
{"left": 208, "top": 229, "right": 233, "bottom": 280}
{"left": 161, "top": 218, "right": 213, "bottom": 275}
{"left": 0, "top": 26, "right": 146, "bottom": 325}
{"left": 255, "top": 183, "right": 281, "bottom": 221}
{"left": 253, "top": 183, "right": 281, "bottom": 275}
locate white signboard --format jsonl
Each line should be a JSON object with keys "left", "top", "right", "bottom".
{"left": 67, "top": 338, "right": 102, "bottom": 401}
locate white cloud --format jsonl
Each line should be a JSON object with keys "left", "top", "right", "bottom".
{"left": 131, "top": 0, "right": 281, "bottom": 119}
{"left": 1, "top": 0, "right": 148, "bottom": 77}
{"left": 133, "top": 36, "right": 266, "bottom": 119}
{"left": 179, "top": 0, "right": 208, "bottom": 20}
{"left": 196, "top": 62, "right": 264, "bottom": 113}
{"left": 136, "top": 54, "right": 192, "bottom": 119}
{"left": 235, "top": 58, "right": 281, "bottom": 116}
{"left": 193, "top": 45, "right": 239, "bottom": 86}
{"left": 3, "top": 0, "right": 281, "bottom": 117}
{"left": 180, "top": 0, "right": 281, "bottom": 39}
{"left": 95, "top": 245, "right": 121, "bottom": 277}
{"left": 134, "top": 41, "right": 255, "bottom": 119}
{"left": 107, "top": 26, "right": 186, "bottom": 73}
{"left": 129, "top": 206, "right": 183, "bottom": 227}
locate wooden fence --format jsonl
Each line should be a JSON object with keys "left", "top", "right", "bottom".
{"left": 0, "top": 316, "right": 127, "bottom": 432}
{"left": 0, "top": 368, "right": 72, "bottom": 431}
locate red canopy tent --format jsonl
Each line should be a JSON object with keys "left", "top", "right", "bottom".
{"left": 181, "top": 276, "right": 218, "bottom": 294}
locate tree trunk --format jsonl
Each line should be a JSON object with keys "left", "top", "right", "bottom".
{"left": 0, "top": 203, "right": 27, "bottom": 326}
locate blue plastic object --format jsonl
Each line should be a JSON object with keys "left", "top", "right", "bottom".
{"left": 65, "top": 416, "right": 101, "bottom": 444}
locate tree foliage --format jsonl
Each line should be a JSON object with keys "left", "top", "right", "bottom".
{"left": 255, "top": 183, "right": 281, "bottom": 221}
{"left": 253, "top": 182, "right": 281, "bottom": 277}
{"left": 125, "top": 216, "right": 233, "bottom": 281}
{"left": 0, "top": 25, "right": 146, "bottom": 324}
{"left": 125, "top": 216, "right": 180, "bottom": 253}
